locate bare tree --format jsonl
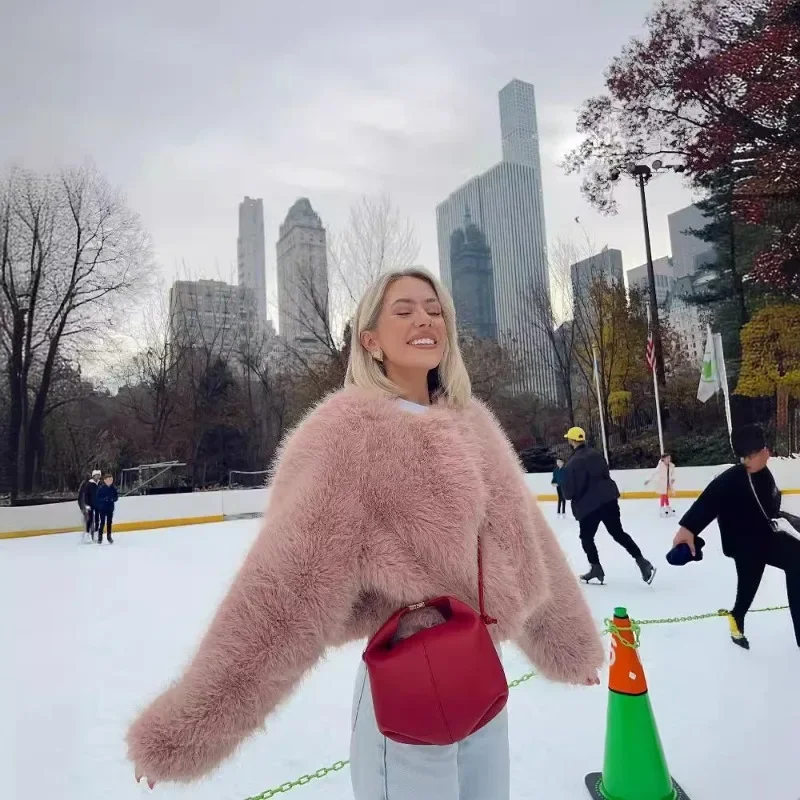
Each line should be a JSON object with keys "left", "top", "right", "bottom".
{"left": 277, "top": 193, "right": 420, "bottom": 393}
{"left": 327, "top": 193, "right": 420, "bottom": 340}
{"left": 0, "top": 165, "right": 151, "bottom": 499}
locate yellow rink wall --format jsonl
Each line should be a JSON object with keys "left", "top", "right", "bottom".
{"left": 1, "top": 462, "right": 798, "bottom": 540}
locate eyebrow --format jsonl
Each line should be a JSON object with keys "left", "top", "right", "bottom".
{"left": 391, "top": 297, "right": 441, "bottom": 306}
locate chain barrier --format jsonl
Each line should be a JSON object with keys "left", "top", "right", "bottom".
{"left": 243, "top": 604, "right": 789, "bottom": 799}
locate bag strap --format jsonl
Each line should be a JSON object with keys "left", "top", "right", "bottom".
{"left": 747, "top": 473, "right": 775, "bottom": 524}
{"left": 477, "top": 537, "right": 497, "bottom": 626}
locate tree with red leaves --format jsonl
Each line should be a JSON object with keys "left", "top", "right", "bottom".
{"left": 564, "top": 0, "right": 800, "bottom": 291}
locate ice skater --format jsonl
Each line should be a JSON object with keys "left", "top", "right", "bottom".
{"left": 552, "top": 458, "right": 566, "bottom": 516}
{"left": 645, "top": 453, "right": 676, "bottom": 517}
{"left": 672, "top": 424, "right": 800, "bottom": 650}
{"left": 561, "top": 426, "right": 655, "bottom": 585}
{"left": 77, "top": 470, "right": 101, "bottom": 543}
{"left": 95, "top": 473, "right": 118, "bottom": 544}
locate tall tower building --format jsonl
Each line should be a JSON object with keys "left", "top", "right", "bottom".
{"left": 499, "top": 79, "right": 542, "bottom": 174}
{"left": 276, "top": 198, "right": 329, "bottom": 350}
{"left": 449, "top": 208, "right": 497, "bottom": 340}
{"left": 436, "top": 79, "right": 553, "bottom": 400}
{"left": 237, "top": 197, "right": 268, "bottom": 327}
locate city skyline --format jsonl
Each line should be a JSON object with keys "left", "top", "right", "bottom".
{"left": 1, "top": 2, "right": 700, "bottom": 304}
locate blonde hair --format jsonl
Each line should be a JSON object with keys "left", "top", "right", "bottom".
{"left": 344, "top": 267, "right": 472, "bottom": 408}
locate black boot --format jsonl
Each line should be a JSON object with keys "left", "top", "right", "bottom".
{"left": 580, "top": 564, "right": 605, "bottom": 584}
{"left": 636, "top": 557, "right": 656, "bottom": 585}
{"left": 107, "top": 534, "right": 114, "bottom": 544}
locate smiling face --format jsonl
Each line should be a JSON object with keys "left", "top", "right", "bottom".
{"left": 360, "top": 276, "right": 448, "bottom": 378}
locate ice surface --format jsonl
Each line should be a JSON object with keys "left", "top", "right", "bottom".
{"left": 3, "top": 497, "right": 800, "bottom": 800}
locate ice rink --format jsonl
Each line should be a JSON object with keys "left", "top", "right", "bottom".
{"left": 3, "top": 497, "right": 800, "bottom": 800}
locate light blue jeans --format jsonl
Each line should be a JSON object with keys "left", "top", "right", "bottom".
{"left": 349, "top": 661, "right": 510, "bottom": 800}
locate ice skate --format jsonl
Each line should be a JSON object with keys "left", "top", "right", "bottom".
{"left": 580, "top": 564, "right": 605, "bottom": 585}
{"left": 107, "top": 535, "right": 114, "bottom": 544}
{"left": 636, "top": 557, "right": 657, "bottom": 584}
{"left": 725, "top": 611, "right": 750, "bottom": 650}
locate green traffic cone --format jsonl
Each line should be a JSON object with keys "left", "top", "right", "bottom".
{"left": 585, "top": 607, "right": 690, "bottom": 800}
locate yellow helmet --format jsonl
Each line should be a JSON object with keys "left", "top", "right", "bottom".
{"left": 564, "top": 426, "right": 586, "bottom": 442}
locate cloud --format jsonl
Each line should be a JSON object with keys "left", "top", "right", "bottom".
{"left": 1, "top": 0, "right": 695, "bottom": 306}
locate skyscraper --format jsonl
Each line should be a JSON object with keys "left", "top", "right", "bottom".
{"left": 668, "top": 204, "right": 716, "bottom": 279}
{"left": 499, "top": 79, "right": 543, "bottom": 174}
{"left": 436, "top": 79, "right": 553, "bottom": 400}
{"left": 627, "top": 256, "right": 676, "bottom": 307}
{"left": 449, "top": 208, "right": 497, "bottom": 340}
{"left": 570, "top": 249, "right": 624, "bottom": 306}
{"left": 276, "top": 198, "right": 329, "bottom": 350}
{"left": 237, "top": 197, "right": 268, "bottom": 328}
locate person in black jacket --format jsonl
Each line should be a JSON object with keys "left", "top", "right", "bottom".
{"left": 561, "top": 427, "right": 655, "bottom": 585}
{"left": 673, "top": 424, "right": 800, "bottom": 650}
{"left": 95, "top": 473, "right": 119, "bottom": 544}
{"left": 552, "top": 458, "right": 566, "bottom": 516}
{"left": 77, "top": 470, "right": 102, "bottom": 541}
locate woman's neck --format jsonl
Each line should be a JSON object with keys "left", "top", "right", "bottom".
{"left": 385, "top": 365, "right": 431, "bottom": 406}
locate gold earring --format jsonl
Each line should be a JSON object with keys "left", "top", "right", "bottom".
{"left": 372, "top": 349, "right": 383, "bottom": 362}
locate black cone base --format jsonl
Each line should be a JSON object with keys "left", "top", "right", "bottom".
{"left": 585, "top": 772, "right": 691, "bottom": 799}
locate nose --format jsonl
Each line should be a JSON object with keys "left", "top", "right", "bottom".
{"left": 413, "top": 309, "right": 433, "bottom": 326}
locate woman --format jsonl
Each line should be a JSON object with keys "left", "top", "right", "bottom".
{"left": 673, "top": 424, "right": 800, "bottom": 650}
{"left": 127, "top": 268, "right": 603, "bottom": 799}
{"left": 645, "top": 453, "right": 676, "bottom": 517}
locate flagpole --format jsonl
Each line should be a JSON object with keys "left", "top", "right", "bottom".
{"left": 653, "top": 365, "right": 665, "bottom": 456}
{"left": 592, "top": 344, "right": 610, "bottom": 463}
{"left": 647, "top": 302, "right": 665, "bottom": 455}
{"left": 713, "top": 332, "right": 733, "bottom": 442}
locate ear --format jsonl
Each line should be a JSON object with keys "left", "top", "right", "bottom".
{"left": 360, "top": 330, "right": 381, "bottom": 358}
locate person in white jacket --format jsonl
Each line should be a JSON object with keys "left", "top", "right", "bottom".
{"left": 645, "top": 454, "right": 676, "bottom": 516}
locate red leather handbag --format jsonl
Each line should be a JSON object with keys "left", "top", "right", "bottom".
{"left": 362, "top": 538, "right": 508, "bottom": 746}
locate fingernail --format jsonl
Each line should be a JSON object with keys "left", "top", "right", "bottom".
{"left": 136, "top": 774, "right": 141, "bottom": 783}
{"left": 148, "top": 779, "right": 156, "bottom": 790}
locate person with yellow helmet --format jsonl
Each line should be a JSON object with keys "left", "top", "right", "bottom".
{"left": 561, "top": 427, "right": 656, "bottom": 585}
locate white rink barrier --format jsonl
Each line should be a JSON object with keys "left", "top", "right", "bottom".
{"left": 1, "top": 460, "right": 797, "bottom": 540}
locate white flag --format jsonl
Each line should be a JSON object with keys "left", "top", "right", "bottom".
{"left": 697, "top": 327, "right": 720, "bottom": 403}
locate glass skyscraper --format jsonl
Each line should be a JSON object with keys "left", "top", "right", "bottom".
{"left": 436, "top": 79, "right": 554, "bottom": 401}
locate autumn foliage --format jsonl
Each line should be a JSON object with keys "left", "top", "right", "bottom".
{"left": 564, "top": 0, "right": 800, "bottom": 290}
{"left": 735, "top": 304, "right": 800, "bottom": 398}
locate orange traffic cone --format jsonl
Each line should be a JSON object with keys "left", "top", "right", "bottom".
{"left": 585, "top": 607, "right": 690, "bottom": 800}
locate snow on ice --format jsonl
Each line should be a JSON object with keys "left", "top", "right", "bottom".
{"left": 2, "top": 498, "right": 799, "bottom": 800}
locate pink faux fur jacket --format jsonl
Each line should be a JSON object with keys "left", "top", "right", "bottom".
{"left": 127, "top": 388, "right": 603, "bottom": 783}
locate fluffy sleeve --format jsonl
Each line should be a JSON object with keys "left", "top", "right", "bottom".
{"left": 515, "top": 497, "right": 604, "bottom": 683}
{"left": 468, "top": 401, "right": 603, "bottom": 684}
{"left": 126, "top": 395, "right": 363, "bottom": 783}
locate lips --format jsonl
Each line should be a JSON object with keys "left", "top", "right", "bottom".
{"left": 409, "top": 338, "right": 437, "bottom": 347}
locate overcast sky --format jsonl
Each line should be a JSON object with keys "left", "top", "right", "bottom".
{"left": 2, "top": 0, "right": 699, "bottom": 320}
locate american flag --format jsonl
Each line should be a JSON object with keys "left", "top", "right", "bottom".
{"left": 646, "top": 327, "right": 656, "bottom": 373}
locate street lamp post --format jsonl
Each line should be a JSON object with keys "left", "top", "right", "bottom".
{"left": 610, "top": 161, "right": 685, "bottom": 388}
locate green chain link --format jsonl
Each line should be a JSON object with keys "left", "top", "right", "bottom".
{"left": 243, "top": 603, "right": 790, "bottom": 799}
{"left": 632, "top": 604, "right": 789, "bottom": 627}
{"left": 603, "top": 618, "right": 642, "bottom": 649}
{"left": 245, "top": 761, "right": 350, "bottom": 799}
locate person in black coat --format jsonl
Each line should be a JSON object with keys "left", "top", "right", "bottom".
{"left": 77, "top": 470, "right": 102, "bottom": 541}
{"left": 673, "top": 424, "right": 800, "bottom": 649}
{"left": 560, "top": 426, "right": 655, "bottom": 585}
{"left": 95, "top": 473, "right": 119, "bottom": 544}
{"left": 551, "top": 458, "right": 567, "bottom": 516}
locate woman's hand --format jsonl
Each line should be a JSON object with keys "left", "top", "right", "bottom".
{"left": 135, "top": 771, "right": 156, "bottom": 790}
{"left": 580, "top": 670, "right": 601, "bottom": 686}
